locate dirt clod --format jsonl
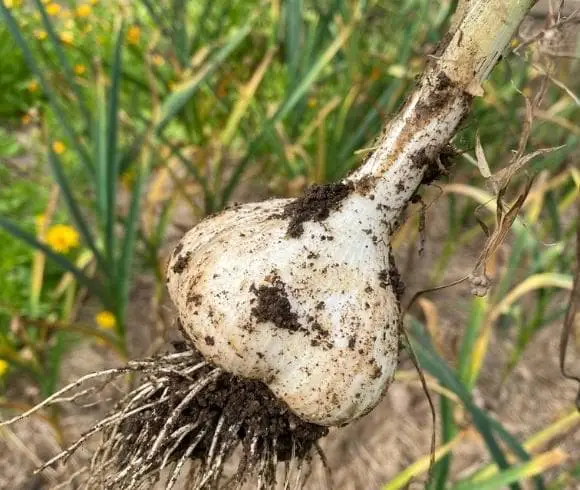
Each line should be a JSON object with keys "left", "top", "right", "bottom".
{"left": 282, "top": 182, "right": 354, "bottom": 237}
{"left": 250, "top": 276, "right": 302, "bottom": 332}
{"left": 172, "top": 251, "right": 191, "bottom": 274}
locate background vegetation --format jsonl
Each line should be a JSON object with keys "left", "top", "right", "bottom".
{"left": 0, "top": 0, "right": 578, "bottom": 488}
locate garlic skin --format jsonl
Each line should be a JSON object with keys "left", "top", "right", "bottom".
{"left": 167, "top": 189, "right": 402, "bottom": 426}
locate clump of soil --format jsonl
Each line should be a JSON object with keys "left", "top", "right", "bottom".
{"left": 172, "top": 251, "right": 191, "bottom": 274}
{"left": 250, "top": 275, "right": 301, "bottom": 332}
{"left": 282, "top": 182, "right": 354, "bottom": 237}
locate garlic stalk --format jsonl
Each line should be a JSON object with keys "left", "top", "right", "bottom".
{"left": 167, "top": 0, "right": 536, "bottom": 427}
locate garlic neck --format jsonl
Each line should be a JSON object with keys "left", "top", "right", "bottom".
{"left": 345, "top": 0, "right": 535, "bottom": 235}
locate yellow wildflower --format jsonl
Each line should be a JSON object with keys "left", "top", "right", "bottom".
{"left": 4, "top": 0, "right": 23, "bottom": 8}
{"left": 27, "top": 80, "right": 39, "bottom": 92}
{"left": 74, "top": 64, "right": 86, "bottom": 75}
{"left": 307, "top": 97, "right": 317, "bottom": 109}
{"left": 52, "top": 140, "right": 66, "bottom": 154}
{"left": 45, "top": 2, "right": 61, "bottom": 16}
{"left": 95, "top": 311, "right": 116, "bottom": 330}
{"left": 90, "top": 0, "right": 98, "bottom": 4}
{"left": 127, "top": 25, "right": 141, "bottom": 45}
{"left": 0, "top": 360, "right": 8, "bottom": 377}
{"left": 76, "top": 4, "right": 91, "bottom": 17}
{"left": 45, "top": 224, "right": 79, "bottom": 253}
{"left": 34, "top": 30, "right": 48, "bottom": 41}
{"left": 59, "top": 31, "right": 74, "bottom": 45}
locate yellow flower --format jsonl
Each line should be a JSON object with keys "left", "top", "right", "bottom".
{"left": 0, "top": 359, "right": 8, "bottom": 377}
{"left": 4, "top": 0, "right": 23, "bottom": 8}
{"left": 307, "top": 97, "right": 317, "bottom": 108}
{"left": 90, "top": 0, "right": 98, "bottom": 4}
{"left": 45, "top": 224, "right": 79, "bottom": 253}
{"left": 74, "top": 64, "right": 86, "bottom": 75}
{"left": 59, "top": 31, "right": 74, "bottom": 45}
{"left": 27, "top": 80, "right": 39, "bottom": 92}
{"left": 34, "top": 30, "right": 48, "bottom": 41}
{"left": 76, "top": 4, "right": 91, "bottom": 17}
{"left": 52, "top": 140, "right": 66, "bottom": 154}
{"left": 45, "top": 2, "right": 61, "bottom": 16}
{"left": 95, "top": 311, "right": 116, "bottom": 330}
{"left": 127, "top": 25, "right": 141, "bottom": 45}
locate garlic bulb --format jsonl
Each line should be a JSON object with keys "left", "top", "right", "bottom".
{"left": 167, "top": 62, "right": 469, "bottom": 429}
{"left": 167, "top": 0, "right": 535, "bottom": 427}
{"left": 167, "top": 186, "right": 403, "bottom": 426}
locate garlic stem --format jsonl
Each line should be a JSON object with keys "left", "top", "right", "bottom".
{"left": 349, "top": 0, "right": 536, "bottom": 225}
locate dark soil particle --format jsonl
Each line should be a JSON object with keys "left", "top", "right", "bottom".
{"left": 173, "top": 242, "right": 184, "bottom": 256}
{"left": 250, "top": 276, "right": 302, "bottom": 332}
{"left": 389, "top": 251, "right": 405, "bottom": 300}
{"left": 172, "top": 252, "right": 191, "bottom": 274}
{"left": 187, "top": 293, "right": 203, "bottom": 306}
{"left": 354, "top": 174, "right": 376, "bottom": 196}
{"left": 282, "top": 181, "right": 354, "bottom": 237}
{"left": 204, "top": 336, "right": 215, "bottom": 346}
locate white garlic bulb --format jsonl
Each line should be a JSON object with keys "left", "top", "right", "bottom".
{"left": 167, "top": 0, "right": 533, "bottom": 427}
{"left": 166, "top": 143, "right": 437, "bottom": 426}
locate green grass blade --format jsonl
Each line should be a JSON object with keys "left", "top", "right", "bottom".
{"left": 451, "top": 450, "right": 561, "bottom": 490}
{"left": 117, "top": 157, "right": 150, "bottom": 335}
{"left": 105, "top": 24, "right": 125, "bottom": 276}
{"left": 0, "top": 218, "right": 104, "bottom": 302}
{"left": 408, "top": 320, "right": 521, "bottom": 490}
{"left": 32, "top": 0, "right": 92, "bottom": 129}
{"left": 0, "top": 2, "right": 93, "bottom": 172}
{"left": 155, "top": 20, "right": 254, "bottom": 134}
{"left": 94, "top": 75, "right": 108, "bottom": 234}
{"left": 457, "top": 296, "right": 488, "bottom": 388}
{"left": 285, "top": 0, "right": 303, "bottom": 92}
{"left": 47, "top": 150, "right": 108, "bottom": 277}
